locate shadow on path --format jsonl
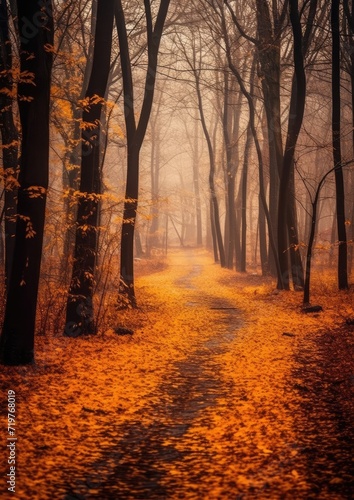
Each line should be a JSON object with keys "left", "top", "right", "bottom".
{"left": 64, "top": 259, "right": 242, "bottom": 499}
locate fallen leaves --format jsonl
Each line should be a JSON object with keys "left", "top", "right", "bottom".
{"left": 0, "top": 249, "right": 353, "bottom": 498}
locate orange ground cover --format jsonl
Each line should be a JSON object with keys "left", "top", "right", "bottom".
{"left": 0, "top": 249, "right": 353, "bottom": 498}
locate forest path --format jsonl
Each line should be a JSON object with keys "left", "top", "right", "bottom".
{"left": 2, "top": 249, "right": 353, "bottom": 499}
{"left": 95, "top": 250, "right": 244, "bottom": 498}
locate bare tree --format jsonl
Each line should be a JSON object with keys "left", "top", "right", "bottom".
{"left": 277, "top": 0, "right": 307, "bottom": 290}
{"left": 116, "top": 0, "right": 171, "bottom": 307}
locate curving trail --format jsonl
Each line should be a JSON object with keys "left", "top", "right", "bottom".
{"left": 93, "top": 254, "right": 243, "bottom": 498}
{"left": 1, "top": 249, "right": 353, "bottom": 499}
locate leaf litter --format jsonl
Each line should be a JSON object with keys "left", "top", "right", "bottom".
{"left": 0, "top": 249, "right": 353, "bottom": 499}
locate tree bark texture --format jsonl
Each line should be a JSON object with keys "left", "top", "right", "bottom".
{"left": 64, "top": 0, "right": 114, "bottom": 336}
{"left": 277, "top": 0, "right": 306, "bottom": 290}
{"left": 331, "top": 0, "right": 349, "bottom": 290}
{"left": 0, "top": 0, "right": 53, "bottom": 364}
{"left": 0, "top": 0, "right": 18, "bottom": 289}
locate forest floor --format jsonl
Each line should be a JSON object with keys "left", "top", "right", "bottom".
{"left": 1, "top": 248, "right": 354, "bottom": 499}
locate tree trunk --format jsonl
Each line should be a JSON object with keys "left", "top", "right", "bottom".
{"left": 303, "top": 199, "right": 318, "bottom": 305}
{"left": 0, "top": 0, "right": 18, "bottom": 289}
{"left": 259, "top": 194, "right": 268, "bottom": 275}
{"left": 240, "top": 57, "right": 256, "bottom": 273}
{"left": 194, "top": 72, "right": 225, "bottom": 266}
{"left": 221, "top": 6, "right": 282, "bottom": 284}
{"left": 64, "top": 0, "right": 115, "bottom": 336}
{"left": 193, "top": 109, "right": 202, "bottom": 246}
{"left": 222, "top": 74, "right": 233, "bottom": 269}
{"left": 277, "top": 0, "right": 306, "bottom": 290}
{"left": 348, "top": 1, "right": 354, "bottom": 277}
{"left": 147, "top": 92, "right": 163, "bottom": 256}
{"left": 256, "top": 2, "right": 283, "bottom": 277}
{"left": 304, "top": 167, "right": 336, "bottom": 305}
{"left": 240, "top": 121, "right": 252, "bottom": 272}
{"left": 148, "top": 122, "right": 160, "bottom": 254}
{"left": 61, "top": 1, "right": 97, "bottom": 282}
{"left": 331, "top": 0, "right": 348, "bottom": 290}
{"left": 287, "top": 168, "right": 305, "bottom": 289}
{"left": 0, "top": 0, "right": 53, "bottom": 365}
{"left": 119, "top": 148, "right": 139, "bottom": 305}
{"left": 116, "top": 0, "right": 170, "bottom": 306}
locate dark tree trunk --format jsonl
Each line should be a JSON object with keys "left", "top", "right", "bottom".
{"left": 304, "top": 167, "right": 336, "bottom": 305}
{"left": 303, "top": 195, "right": 319, "bottom": 305}
{"left": 119, "top": 147, "right": 139, "bottom": 305}
{"left": 147, "top": 112, "right": 161, "bottom": 256}
{"left": 332, "top": 0, "right": 348, "bottom": 290}
{"left": 240, "top": 57, "right": 256, "bottom": 273}
{"left": 287, "top": 168, "right": 304, "bottom": 289}
{"left": 344, "top": 0, "right": 354, "bottom": 277}
{"left": 278, "top": 0, "right": 306, "bottom": 290}
{"left": 255, "top": 0, "right": 283, "bottom": 278}
{"left": 64, "top": 0, "right": 115, "bottom": 336}
{"left": 259, "top": 194, "right": 268, "bottom": 275}
{"left": 226, "top": 175, "right": 236, "bottom": 269}
{"left": 221, "top": 6, "right": 282, "bottom": 283}
{"left": 274, "top": 0, "right": 318, "bottom": 288}
{"left": 209, "top": 199, "right": 219, "bottom": 262}
{"left": 193, "top": 112, "right": 202, "bottom": 246}
{"left": 115, "top": 0, "right": 170, "bottom": 306}
{"left": 0, "top": 0, "right": 18, "bottom": 289}
{"left": 0, "top": 0, "right": 53, "bottom": 365}
{"left": 194, "top": 71, "right": 225, "bottom": 267}
{"left": 240, "top": 121, "right": 252, "bottom": 272}
{"left": 235, "top": 202, "right": 242, "bottom": 271}
{"left": 61, "top": 2, "right": 97, "bottom": 281}
{"left": 259, "top": 112, "right": 270, "bottom": 275}
{"left": 222, "top": 73, "right": 239, "bottom": 270}
{"left": 287, "top": 0, "right": 318, "bottom": 290}
{"left": 223, "top": 41, "right": 282, "bottom": 285}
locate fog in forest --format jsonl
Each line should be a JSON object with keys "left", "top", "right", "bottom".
{"left": 0, "top": 1, "right": 354, "bottom": 498}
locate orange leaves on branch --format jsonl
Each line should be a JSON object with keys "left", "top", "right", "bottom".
{"left": 0, "top": 67, "right": 35, "bottom": 101}
{"left": 123, "top": 197, "right": 138, "bottom": 204}
{"left": 25, "top": 185, "right": 47, "bottom": 199}
{"left": 71, "top": 190, "right": 102, "bottom": 202}
{"left": 78, "top": 95, "right": 107, "bottom": 112}
{"left": 51, "top": 85, "right": 76, "bottom": 125}
{"left": 63, "top": 190, "right": 124, "bottom": 214}
{"left": 0, "top": 166, "right": 20, "bottom": 191}
{"left": 16, "top": 215, "right": 36, "bottom": 238}
{"left": 16, "top": 69, "right": 35, "bottom": 85}
{"left": 0, "top": 86, "right": 16, "bottom": 99}
{"left": 25, "top": 221, "right": 36, "bottom": 239}
{"left": 80, "top": 119, "right": 99, "bottom": 132}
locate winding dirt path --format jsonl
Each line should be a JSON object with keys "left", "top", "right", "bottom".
{"left": 88, "top": 253, "right": 244, "bottom": 498}
{"left": 1, "top": 249, "right": 353, "bottom": 499}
